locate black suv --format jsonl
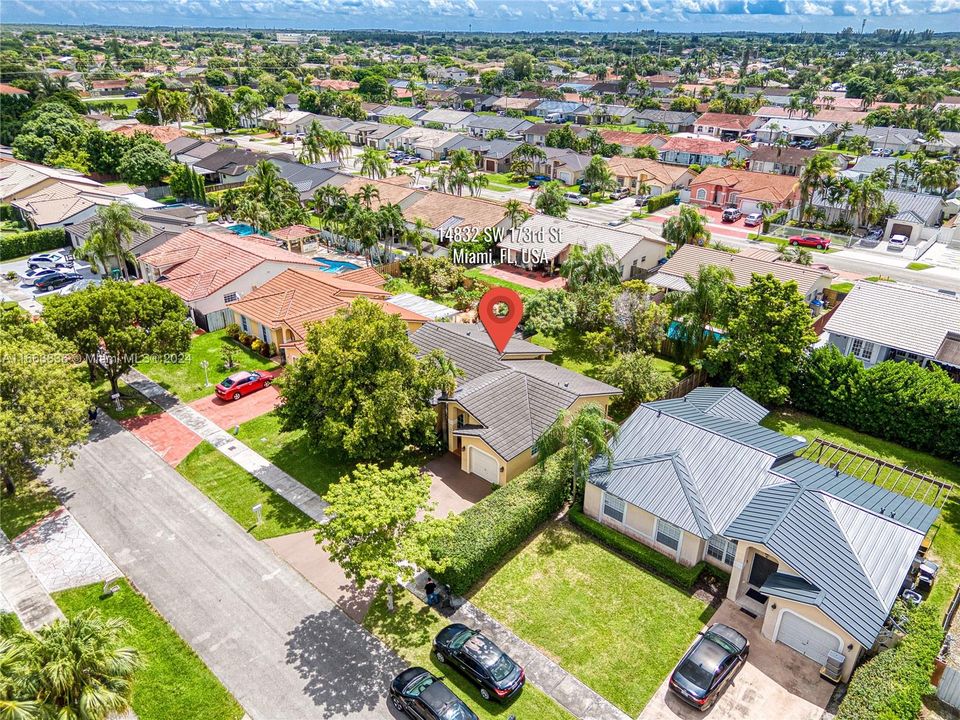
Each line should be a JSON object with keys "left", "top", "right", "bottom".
{"left": 669, "top": 623, "right": 749, "bottom": 711}
{"left": 433, "top": 624, "right": 524, "bottom": 702}
{"left": 390, "top": 667, "right": 478, "bottom": 720}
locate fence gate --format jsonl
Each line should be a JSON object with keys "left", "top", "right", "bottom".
{"left": 938, "top": 666, "right": 960, "bottom": 710}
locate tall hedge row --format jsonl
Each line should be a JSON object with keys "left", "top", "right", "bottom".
{"left": 0, "top": 228, "right": 67, "bottom": 261}
{"left": 836, "top": 602, "right": 944, "bottom": 720}
{"left": 646, "top": 191, "right": 679, "bottom": 212}
{"left": 429, "top": 450, "right": 570, "bottom": 595}
{"left": 791, "top": 345, "right": 960, "bottom": 463}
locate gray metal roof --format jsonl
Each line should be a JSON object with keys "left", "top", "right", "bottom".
{"left": 387, "top": 293, "right": 459, "bottom": 321}
{"left": 464, "top": 116, "right": 533, "bottom": 133}
{"left": 502, "top": 360, "right": 621, "bottom": 397}
{"left": 683, "top": 387, "right": 769, "bottom": 425}
{"left": 410, "top": 323, "right": 504, "bottom": 383}
{"left": 431, "top": 322, "right": 552, "bottom": 358}
{"left": 759, "top": 572, "right": 822, "bottom": 604}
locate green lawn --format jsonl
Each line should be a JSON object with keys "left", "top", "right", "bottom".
{"left": 136, "top": 330, "right": 279, "bottom": 403}
{"left": 830, "top": 281, "right": 855, "bottom": 293}
{"left": 471, "top": 523, "right": 712, "bottom": 716}
{"left": 364, "top": 588, "right": 575, "bottom": 720}
{"left": 482, "top": 172, "right": 528, "bottom": 189}
{"left": 529, "top": 329, "right": 686, "bottom": 382}
{"left": 87, "top": 375, "right": 159, "bottom": 421}
{"left": 0, "top": 476, "right": 59, "bottom": 539}
{"left": 762, "top": 410, "right": 960, "bottom": 611}
{"left": 907, "top": 262, "right": 933, "bottom": 271}
{"left": 177, "top": 441, "right": 317, "bottom": 539}
{"left": 54, "top": 580, "right": 243, "bottom": 720}
{"left": 464, "top": 268, "right": 540, "bottom": 298}
{"left": 84, "top": 97, "right": 139, "bottom": 113}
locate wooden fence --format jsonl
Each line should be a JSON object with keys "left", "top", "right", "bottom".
{"left": 375, "top": 261, "right": 403, "bottom": 278}
{"left": 660, "top": 369, "right": 708, "bottom": 400}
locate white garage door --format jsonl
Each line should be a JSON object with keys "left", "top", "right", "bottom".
{"left": 776, "top": 612, "right": 841, "bottom": 665}
{"left": 470, "top": 448, "right": 500, "bottom": 484}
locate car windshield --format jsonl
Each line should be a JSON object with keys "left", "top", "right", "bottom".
{"left": 488, "top": 654, "right": 514, "bottom": 682}
{"left": 448, "top": 629, "right": 474, "bottom": 650}
{"left": 676, "top": 657, "right": 714, "bottom": 692}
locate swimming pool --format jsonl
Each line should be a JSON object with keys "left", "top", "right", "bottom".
{"left": 227, "top": 224, "right": 257, "bottom": 236}
{"left": 313, "top": 258, "right": 362, "bottom": 273}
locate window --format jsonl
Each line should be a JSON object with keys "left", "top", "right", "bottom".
{"left": 456, "top": 413, "right": 465, "bottom": 429}
{"left": 655, "top": 519, "right": 682, "bottom": 551}
{"left": 696, "top": 188, "right": 707, "bottom": 200}
{"left": 851, "top": 338, "right": 875, "bottom": 361}
{"left": 602, "top": 493, "right": 625, "bottom": 523}
{"left": 223, "top": 292, "right": 238, "bottom": 303}
{"left": 240, "top": 315, "right": 249, "bottom": 332}
{"left": 261, "top": 324, "right": 271, "bottom": 343}
{"left": 707, "top": 535, "right": 738, "bottom": 566}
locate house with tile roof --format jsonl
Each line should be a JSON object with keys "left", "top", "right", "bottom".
{"left": 138, "top": 228, "right": 319, "bottom": 331}
{"left": 693, "top": 112, "right": 759, "bottom": 140}
{"left": 689, "top": 166, "right": 800, "bottom": 213}
{"left": 411, "top": 323, "right": 621, "bottom": 485}
{"left": 658, "top": 137, "right": 751, "bottom": 168}
{"left": 586, "top": 387, "right": 939, "bottom": 681}
{"left": 596, "top": 130, "right": 668, "bottom": 155}
{"left": 825, "top": 280, "right": 960, "bottom": 374}
{"left": 605, "top": 156, "right": 695, "bottom": 195}
{"left": 227, "top": 266, "right": 429, "bottom": 363}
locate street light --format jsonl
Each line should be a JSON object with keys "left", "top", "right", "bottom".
{"left": 200, "top": 359, "right": 210, "bottom": 387}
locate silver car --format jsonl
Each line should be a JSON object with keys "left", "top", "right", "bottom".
{"left": 887, "top": 234, "right": 909, "bottom": 250}
{"left": 18, "top": 267, "right": 58, "bottom": 286}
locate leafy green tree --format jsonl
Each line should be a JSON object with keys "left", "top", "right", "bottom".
{"left": 315, "top": 463, "right": 450, "bottom": 611}
{"left": 611, "top": 280, "right": 671, "bottom": 353}
{"left": 535, "top": 404, "right": 619, "bottom": 499}
{"left": 789, "top": 344, "right": 863, "bottom": 425}
{"left": 358, "top": 74, "right": 390, "bottom": 102}
{"left": 631, "top": 145, "right": 659, "bottom": 160}
{"left": 522, "top": 288, "right": 575, "bottom": 337}
{"left": 598, "top": 352, "right": 674, "bottom": 418}
{"left": 534, "top": 180, "right": 569, "bottom": 218}
{"left": 560, "top": 244, "right": 621, "bottom": 291}
{"left": 44, "top": 281, "right": 193, "bottom": 395}
{"left": 85, "top": 129, "right": 132, "bottom": 175}
{"left": 276, "top": 298, "right": 446, "bottom": 460}
{"left": 116, "top": 137, "right": 172, "bottom": 186}
{"left": 0, "top": 307, "right": 92, "bottom": 495}
{"left": 668, "top": 264, "right": 734, "bottom": 363}
{"left": 0, "top": 609, "right": 141, "bottom": 719}
{"left": 506, "top": 51, "right": 536, "bottom": 81}
{"left": 661, "top": 205, "right": 710, "bottom": 248}
{"left": 207, "top": 91, "right": 237, "bottom": 133}
{"left": 583, "top": 154, "right": 616, "bottom": 197}
{"left": 707, "top": 274, "right": 817, "bottom": 405}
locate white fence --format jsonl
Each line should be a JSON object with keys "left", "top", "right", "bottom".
{"left": 938, "top": 666, "right": 960, "bottom": 710}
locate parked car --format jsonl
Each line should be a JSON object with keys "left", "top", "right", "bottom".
{"left": 635, "top": 194, "right": 650, "bottom": 207}
{"left": 578, "top": 182, "right": 592, "bottom": 195}
{"left": 721, "top": 207, "right": 742, "bottom": 223}
{"left": 27, "top": 252, "right": 70, "bottom": 270}
{"left": 527, "top": 179, "right": 541, "bottom": 188}
{"left": 859, "top": 226, "right": 884, "bottom": 247}
{"left": 799, "top": 140, "right": 818, "bottom": 150}
{"left": 18, "top": 267, "right": 58, "bottom": 286}
{"left": 563, "top": 192, "right": 589, "bottom": 206}
{"left": 744, "top": 212, "right": 763, "bottom": 227}
{"left": 669, "top": 624, "right": 749, "bottom": 711}
{"left": 124, "top": 91, "right": 138, "bottom": 97}
{"left": 215, "top": 370, "right": 276, "bottom": 401}
{"left": 887, "top": 233, "right": 909, "bottom": 250}
{"left": 531, "top": 175, "right": 549, "bottom": 182}
{"left": 33, "top": 271, "right": 82, "bottom": 292}
{"left": 609, "top": 187, "right": 631, "bottom": 200}
{"left": 390, "top": 667, "right": 479, "bottom": 720}
{"left": 433, "top": 623, "right": 525, "bottom": 702}
{"left": 788, "top": 234, "right": 830, "bottom": 249}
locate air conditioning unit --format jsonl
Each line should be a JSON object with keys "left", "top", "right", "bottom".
{"left": 820, "top": 650, "right": 846, "bottom": 683}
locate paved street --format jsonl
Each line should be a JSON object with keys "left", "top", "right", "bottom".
{"left": 45, "top": 416, "right": 402, "bottom": 720}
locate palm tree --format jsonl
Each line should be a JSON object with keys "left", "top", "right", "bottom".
{"left": 668, "top": 264, "right": 734, "bottom": 362}
{"left": 1, "top": 609, "right": 141, "bottom": 720}
{"left": 661, "top": 206, "right": 710, "bottom": 249}
{"left": 467, "top": 173, "right": 489, "bottom": 197}
{"left": 164, "top": 91, "right": 190, "bottom": 129}
{"left": 189, "top": 82, "right": 214, "bottom": 133}
{"left": 403, "top": 217, "right": 431, "bottom": 257}
{"left": 141, "top": 84, "right": 167, "bottom": 124}
{"left": 356, "top": 183, "right": 381, "bottom": 209}
{"left": 300, "top": 122, "right": 326, "bottom": 164}
{"left": 86, "top": 203, "right": 149, "bottom": 280}
{"left": 504, "top": 199, "right": 530, "bottom": 229}
{"left": 323, "top": 131, "right": 350, "bottom": 165}
{"left": 535, "top": 404, "right": 619, "bottom": 500}
{"left": 358, "top": 147, "right": 389, "bottom": 179}
{"left": 559, "top": 244, "right": 621, "bottom": 290}
{"left": 891, "top": 159, "right": 911, "bottom": 189}
{"left": 797, "top": 153, "right": 836, "bottom": 223}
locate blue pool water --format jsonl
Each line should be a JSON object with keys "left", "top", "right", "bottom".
{"left": 314, "top": 258, "right": 362, "bottom": 273}
{"left": 227, "top": 223, "right": 257, "bottom": 236}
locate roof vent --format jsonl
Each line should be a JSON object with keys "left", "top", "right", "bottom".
{"left": 564, "top": 382, "right": 569, "bottom": 388}
{"left": 791, "top": 435, "right": 806, "bottom": 444}
{"left": 657, "top": 409, "right": 661, "bottom": 417}
{"left": 835, "top": 468, "right": 840, "bottom": 477}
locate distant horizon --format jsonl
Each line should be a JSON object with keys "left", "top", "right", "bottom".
{"left": 3, "top": 0, "right": 958, "bottom": 37}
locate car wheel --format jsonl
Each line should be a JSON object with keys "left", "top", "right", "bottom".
{"left": 263, "top": 379, "right": 272, "bottom": 387}
{"left": 232, "top": 392, "right": 241, "bottom": 401}
{"left": 790, "top": 240, "right": 798, "bottom": 246}
{"left": 390, "top": 695, "right": 404, "bottom": 712}
{"left": 435, "top": 651, "right": 446, "bottom": 664}
{"left": 816, "top": 243, "right": 824, "bottom": 249}
{"left": 480, "top": 688, "right": 491, "bottom": 701}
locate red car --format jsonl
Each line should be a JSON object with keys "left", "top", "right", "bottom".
{"left": 788, "top": 234, "right": 830, "bottom": 250}
{"left": 215, "top": 370, "right": 275, "bottom": 401}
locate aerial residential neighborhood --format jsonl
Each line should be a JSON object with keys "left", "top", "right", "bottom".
{"left": 2, "top": 7, "right": 960, "bottom": 720}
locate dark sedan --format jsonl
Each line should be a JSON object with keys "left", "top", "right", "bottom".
{"left": 390, "top": 667, "right": 478, "bottom": 720}
{"left": 34, "top": 271, "right": 82, "bottom": 292}
{"left": 433, "top": 624, "right": 524, "bottom": 702}
{"left": 669, "top": 623, "right": 749, "bottom": 711}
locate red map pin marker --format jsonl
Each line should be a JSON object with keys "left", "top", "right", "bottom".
{"left": 478, "top": 287, "right": 523, "bottom": 354}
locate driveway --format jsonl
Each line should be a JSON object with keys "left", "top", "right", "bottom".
{"left": 188, "top": 385, "right": 281, "bottom": 429}
{"left": 422, "top": 454, "right": 492, "bottom": 516}
{"left": 638, "top": 601, "right": 834, "bottom": 720}
{"left": 45, "top": 416, "right": 402, "bottom": 719}
{"left": 0, "top": 252, "right": 100, "bottom": 313}
{"left": 120, "top": 412, "right": 202, "bottom": 466}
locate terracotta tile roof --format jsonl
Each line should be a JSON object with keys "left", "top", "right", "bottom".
{"left": 606, "top": 156, "right": 690, "bottom": 186}
{"left": 402, "top": 191, "right": 509, "bottom": 232}
{"left": 0, "top": 83, "right": 28, "bottom": 95}
{"left": 91, "top": 80, "right": 128, "bottom": 89}
{"left": 598, "top": 130, "right": 667, "bottom": 148}
{"left": 272, "top": 224, "right": 321, "bottom": 242}
{"left": 660, "top": 137, "right": 745, "bottom": 155}
{"left": 340, "top": 266, "right": 387, "bottom": 287}
{"left": 311, "top": 78, "right": 359, "bottom": 91}
{"left": 113, "top": 124, "right": 187, "bottom": 143}
{"left": 690, "top": 166, "right": 800, "bottom": 204}
{"left": 694, "top": 112, "right": 756, "bottom": 131}
{"left": 227, "top": 267, "right": 424, "bottom": 341}
{"left": 139, "top": 228, "right": 317, "bottom": 302}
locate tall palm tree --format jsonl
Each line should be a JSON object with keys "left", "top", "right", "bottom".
{"left": 1, "top": 609, "right": 141, "bottom": 720}
{"left": 189, "top": 82, "right": 214, "bottom": 133}
{"left": 87, "top": 203, "right": 149, "bottom": 280}
{"left": 668, "top": 264, "right": 734, "bottom": 363}
{"left": 797, "top": 153, "right": 836, "bottom": 222}
{"left": 356, "top": 183, "right": 380, "bottom": 209}
{"left": 141, "top": 84, "right": 167, "bottom": 124}
{"left": 504, "top": 199, "right": 530, "bottom": 229}
{"left": 164, "top": 91, "right": 190, "bottom": 129}
{"left": 403, "top": 217, "right": 431, "bottom": 257}
{"left": 661, "top": 206, "right": 710, "bottom": 249}
{"left": 323, "top": 131, "right": 350, "bottom": 165}
{"left": 535, "top": 404, "right": 619, "bottom": 499}
{"left": 357, "top": 147, "right": 389, "bottom": 179}
{"left": 78, "top": 230, "right": 137, "bottom": 278}
{"left": 559, "top": 244, "right": 621, "bottom": 290}
{"left": 467, "top": 173, "right": 489, "bottom": 197}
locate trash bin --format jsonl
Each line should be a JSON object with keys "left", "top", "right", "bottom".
{"left": 111, "top": 267, "right": 121, "bottom": 280}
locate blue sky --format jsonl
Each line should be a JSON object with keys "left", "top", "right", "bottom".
{"left": 4, "top": 0, "right": 959, "bottom": 34}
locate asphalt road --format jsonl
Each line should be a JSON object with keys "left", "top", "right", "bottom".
{"left": 45, "top": 417, "right": 403, "bottom": 720}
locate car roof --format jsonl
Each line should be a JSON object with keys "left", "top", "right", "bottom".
{"left": 688, "top": 635, "right": 731, "bottom": 673}
{"left": 462, "top": 633, "right": 503, "bottom": 666}
{"left": 227, "top": 371, "right": 254, "bottom": 381}
{"left": 420, "top": 679, "right": 460, "bottom": 709}
{"left": 705, "top": 623, "right": 748, "bottom": 651}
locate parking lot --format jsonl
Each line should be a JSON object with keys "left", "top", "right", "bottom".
{"left": 0, "top": 248, "right": 101, "bottom": 312}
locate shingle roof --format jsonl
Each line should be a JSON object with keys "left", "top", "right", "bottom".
{"left": 824, "top": 280, "right": 960, "bottom": 358}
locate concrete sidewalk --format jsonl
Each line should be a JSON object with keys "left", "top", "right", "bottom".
{"left": 123, "top": 369, "right": 329, "bottom": 524}
{"left": 0, "top": 533, "right": 64, "bottom": 630}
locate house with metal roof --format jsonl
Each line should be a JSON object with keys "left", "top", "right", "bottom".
{"left": 585, "top": 387, "right": 939, "bottom": 681}
{"left": 825, "top": 280, "right": 960, "bottom": 373}
{"left": 411, "top": 323, "right": 621, "bottom": 485}
{"left": 811, "top": 188, "right": 942, "bottom": 244}
{"left": 463, "top": 115, "right": 533, "bottom": 139}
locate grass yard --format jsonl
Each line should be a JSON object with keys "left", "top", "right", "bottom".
{"left": 830, "top": 281, "right": 855, "bottom": 293}
{"left": 471, "top": 524, "right": 712, "bottom": 716}
{"left": 54, "top": 580, "right": 243, "bottom": 720}
{"left": 364, "top": 588, "right": 575, "bottom": 720}
{"left": 762, "top": 409, "right": 960, "bottom": 611}
{"left": 464, "top": 268, "right": 540, "bottom": 298}
{"left": 177, "top": 441, "right": 317, "bottom": 539}
{"left": 84, "top": 97, "right": 140, "bottom": 113}
{"left": 529, "top": 328, "right": 686, "bottom": 382}
{"left": 87, "top": 374, "right": 158, "bottom": 421}
{"left": 136, "top": 330, "right": 279, "bottom": 403}
{"left": 0, "top": 475, "right": 59, "bottom": 539}
{"left": 482, "top": 172, "right": 528, "bottom": 189}
{"left": 907, "top": 262, "right": 934, "bottom": 271}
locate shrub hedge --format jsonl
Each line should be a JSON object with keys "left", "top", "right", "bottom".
{"left": 429, "top": 450, "right": 570, "bottom": 595}
{"left": 569, "top": 506, "right": 723, "bottom": 590}
{"left": 646, "top": 191, "right": 679, "bottom": 213}
{"left": 837, "top": 602, "right": 944, "bottom": 720}
{"left": 0, "top": 228, "right": 67, "bottom": 261}
{"left": 0, "top": 204, "right": 15, "bottom": 222}
{"left": 791, "top": 345, "right": 960, "bottom": 463}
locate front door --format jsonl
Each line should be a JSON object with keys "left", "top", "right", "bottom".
{"left": 749, "top": 554, "right": 778, "bottom": 588}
